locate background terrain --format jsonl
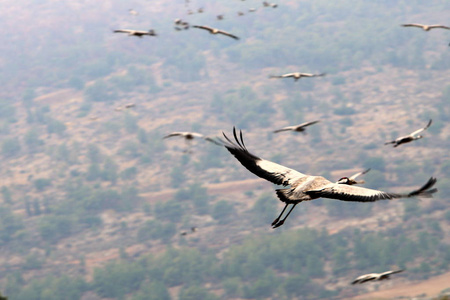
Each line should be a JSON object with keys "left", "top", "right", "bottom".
{"left": 0, "top": 0, "right": 449, "bottom": 299}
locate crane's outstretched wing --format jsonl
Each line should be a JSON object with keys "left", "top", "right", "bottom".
{"left": 273, "top": 126, "right": 296, "bottom": 133}
{"left": 221, "top": 128, "right": 306, "bottom": 186}
{"left": 306, "top": 177, "right": 437, "bottom": 202}
{"left": 379, "top": 269, "right": 404, "bottom": 279}
{"left": 217, "top": 30, "right": 239, "bottom": 40}
{"left": 301, "top": 73, "right": 326, "bottom": 77}
{"left": 114, "top": 29, "right": 133, "bottom": 34}
{"left": 298, "top": 120, "right": 320, "bottom": 128}
{"left": 351, "top": 274, "right": 377, "bottom": 284}
{"left": 401, "top": 23, "right": 425, "bottom": 28}
{"left": 429, "top": 25, "right": 450, "bottom": 30}
{"left": 349, "top": 168, "right": 371, "bottom": 180}
{"left": 409, "top": 119, "right": 432, "bottom": 136}
{"left": 193, "top": 25, "right": 213, "bottom": 32}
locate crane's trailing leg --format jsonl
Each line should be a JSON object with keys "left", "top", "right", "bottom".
{"left": 273, "top": 203, "right": 297, "bottom": 228}
{"left": 271, "top": 203, "right": 289, "bottom": 226}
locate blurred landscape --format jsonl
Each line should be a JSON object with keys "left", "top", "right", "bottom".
{"left": 0, "top": 0, "right": 449, "bottom": 299}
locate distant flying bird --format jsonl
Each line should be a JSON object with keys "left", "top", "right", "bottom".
{"left": 263, "top": 1, "right": 270, "bottom": 7}
{"left": 237, "top": 11, "right": 245, "bottom": 16}
{"left": 217, "top": 15, "right": 224, "bottom": 20}
{"left": 337, "top": 168, "right": 371, "bottom": 185}
{"left": 273, "top": 120, "right": 320, "bottom": 134}
{"left": 163, "top": 132, "right": 221, "bottom": 146}
{"left": 113, "top": 29, "right": 157, "bottom": 37}
{"left": 197, "top": 7, "right": 204, "bottom": 13}
{"left": 129, "top": 9, "right": 139, "bottom": 16}
{"left": 193, "top": 25, "right": 239, "bottom": 40}
{"left": 352, "top": 270, "right": 404, "bottom": 284}
{"left": 164, "top": 132, "right": 204, "bottom": 140}
{"left": 269, "top": 72, "right": 326, "bottom": 81}
{"left": 175, "top": 20, "right": 190, "bottom": 30}
{"left": 248, "top": 8, "right": 257, "bottom": 12}
{"left": 180, "top": 227, "right": 198, "bottom": 236}
{"left": 270, "top": 3, "right": 278, "bottom": 8}
{"left": 220, "top": 128, "right": 437, "bottom": 228}
{"left": 385, "top": 119, "right": 432, "bottom": 147}
{"left": 401, "top": 23, "right": 450, "bottom": 31}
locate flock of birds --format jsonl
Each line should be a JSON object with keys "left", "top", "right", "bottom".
{"left": 110, "top": 3, "right": 448, "bottom": 288}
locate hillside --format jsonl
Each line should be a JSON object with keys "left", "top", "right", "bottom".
{"left": 0, "top": 0, "right": 449, "bottom": 299}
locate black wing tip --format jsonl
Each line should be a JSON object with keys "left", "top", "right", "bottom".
{"left": 408, "top": 177, "right": 438, "bottom": 197}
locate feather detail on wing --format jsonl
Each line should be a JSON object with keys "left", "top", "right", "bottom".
{"left": 221, "top": 128, "right": 306, "bottom": 186}
{"left": 306, "top": 177, "right": 437, "bottom": 202}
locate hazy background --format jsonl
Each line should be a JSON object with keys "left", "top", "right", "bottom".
{"left": 0, "top": 0, "right": 449, "bottom": 299}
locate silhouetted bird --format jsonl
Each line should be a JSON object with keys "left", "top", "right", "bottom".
{"left": 385, "top": 119, "right": 432, "bottom": 147}
{"left": 273, "top": 120, "right": 320, "bottom": 134}
{"left": 193, "top": 25, "right": 239, "bottom": 39}
{"left": 401, "top": 23, "right": 450, "bottom": 31}
{"left": 352, "top": 270, "right": 404, "bottom": 284}
{"left": 113, "top": 29, "right": 157, "bottom": 37}
{"left": 270, "top": 72, "right": 326, "bottom": 81}
{"left": 129, "top": 9, "right": 138, "bottom": 16}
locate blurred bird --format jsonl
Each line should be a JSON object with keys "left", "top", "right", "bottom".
{"left": 237, "top": 11, "right": 245, "bottom": 16}
{"left": 193, "top": 25, "right": 239, "bottom": 40}
{"left": 129, "top": 9, "right": 139, "bottom": 16}
{"left": 113, "top": 29, "right": 157, "bottom": 37}
{"left": 352, "top": 270, "right": 404, "bottom": 284}
{"left": 219, "top": 128, "right": 437, "bottom": 228}
{"left": 385, "top": 119, "right": 432, "bottom": 147}
{"left": 401, "top": 23, "right": 450, "bottom": 31}
{"left": 273, "top": 120, "right": 320, "bottom": 134}
{"left": 269, "top": 72, "right": 326, "bottom": 81}
{"left": 337, "top": 168, "right": 371, "bottom": 185}
{"left": 216, "top": 15, "right": 224, "bottom": 20}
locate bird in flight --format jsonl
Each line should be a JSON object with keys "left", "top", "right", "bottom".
{"left": 352, "top": 270, "right": 404, "bottom": 284}
{"left": 128, "top": 9, "right": 139, "bottom": 16}
{"left": 113, "top": 29, "right": 157, "bottom": 38}
{"left": 385, "top": 119, "right": 432, "bottom": 147}
{"left": 220, "top": 128, "right": 437, "bottom": 228}
{"left": 269, "top": 72, "right": 326, "bottom": 81}
{"left": 273, "top": 120, "right": 320, "bottom": 134}
{"left": 401, "top": 23, "right": 450, "bottom": 31}
{"left": 337, "top": 168, "right": 371, "bottom": 185}
{"left": 193, "top": 25, "right": 239, "bottom": 40}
